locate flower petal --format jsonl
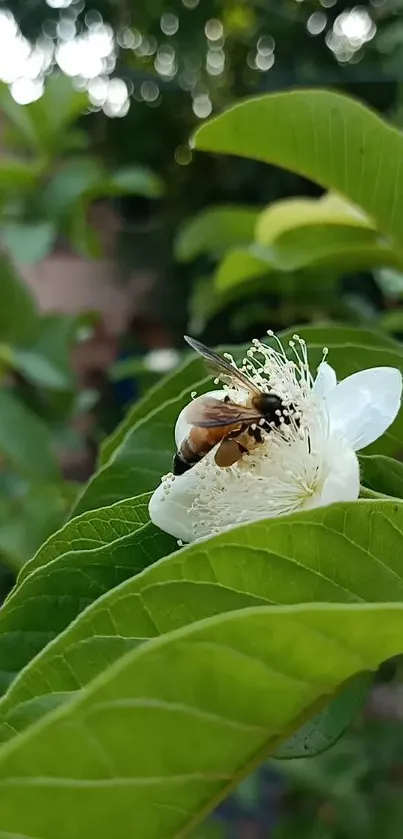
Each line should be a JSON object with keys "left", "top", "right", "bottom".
{"left": 313, "top": 362, "right": 337, "bottom": 398}
{"left": 325, "top": 367, "right": 402, "bottom": 451}
{"left": 305, "top": 435, "right": 360, "bottom": 510}
{"left": 148, "top": 466, "right": 206, "bottom": 542}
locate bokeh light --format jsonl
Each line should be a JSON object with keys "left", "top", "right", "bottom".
{"left": 205, "top": 19, "right": 224, "bottom": 41}
{"left": 192, "top": 93, "right": 212, "bottom": 118}
{"left": 0, "top": 10, "right": 53, "bottom": 95}
{"left": 307, "top": 12, "right": 327, "bottom": 36}
{"left": 326, "top": 7, "right": 376, "bottom": 62}
{"left": 141, "top": 80, "right": 160, "bottom": 102}
{"left": 46, "top": 0, "right": 75, "bottom": 7}
{"left": 160, "top": 13, "right": 179, "bottom": 36}
{"left": 174, "top": 145, "right": 192, "bottom": 165}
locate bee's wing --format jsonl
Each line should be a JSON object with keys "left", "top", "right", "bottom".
{"left": 185, "top": 396, "right": 262, "bottom": 428}
{"left": 184, "top": 335, "right": 260, "bottom": 395}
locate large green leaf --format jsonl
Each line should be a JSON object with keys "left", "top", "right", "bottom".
{"left": 359, "top": 454, "right": 403, "bottom": 499}
{"left": 214, "top": 244, "right": 403, "bottom": 298}
{"left": 273, "top": 672, "right": 371, "bottom": 760}
{"left": 75, "top": 327, "right": 403, "bottom": 516}
{"left": 18, "top": 493, "right": 152, "bottom": 585}
{"left": 0, "top": 602, "right": 402, "bottom": 838}
{"left": 269, "top": 230, "right": 403, "bottom": 274}
{"left": 175, "top": 206, "right": 261, "bottom": 262}
{"left": 1, "top": 500, "right": 402, "bottom": 748}
{"left": 254, "top": 196, "right": 403, "bottom": 274}
{"left": 0, "top": 519, "right": 174, "bottom": 695}
{"left": 0, "top": 254, "right": 38, "bottom": 343}
{"left": 256, "top": 194, "right": 376, "bottom": 242}
{"left": 102, "top": 325, "right": 396, "bottom": 457}
{"left": 0, "top": 389, "right": 58, "bottom": 480}
{"left": 194, "top": 90, "right": 403, "bottom": 249}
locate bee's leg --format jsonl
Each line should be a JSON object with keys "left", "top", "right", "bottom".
{"left": 248, "top": 424, "right": 263, "bottom": 444}
{"left": 225, "top": 422, "right": 247, "bottom": 440}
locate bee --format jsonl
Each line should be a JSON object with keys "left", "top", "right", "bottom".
{"left": 172, "top": 336, "right": 290, "bottom": 476}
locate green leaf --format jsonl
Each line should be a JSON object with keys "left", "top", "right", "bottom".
{"left": 0, "top": 519, "right": 174, "bottom": 695}
{"left": 78, "top": 326, "right": 403, "bottom": 516}
{"left": 2, "top": 221, "right": 56, "bottom": 265}
{"left": 190, "top": 823, "right": 226, "bottom": 839}
{"left": 0, "top": 484, "right": 68, "bottom": 571}
{"left": 40, "top": 158, "right": 105, "bottom": 218}
{"left": 0, "top": 254, "right": 38, "bottom": 342}
{"left": 2, "top": 499, "right": 402, "bottom": 749}
{"left": 257, "top": 194, "right": 376, "bottom": 242}
{"left": 214, "top": 240, "right": 403, "bottom": 297}
{"left": 102, "top": 324, "right": 396, "bottom": 456}
{"left": 17, "top": 493, "right": 152, "bottom": 586}
{"left": 67, "top": 204, "right": 103, "bottom": 259}
{"left": 254, "top": 196, "right": 403, "bottom": 274}
{"left": 194, "top": 90, "right": 403, "bottom": 248}
{"left": 359, "top": 455, "right": 403, "bottom": 499}
{"left": 21, "top": 314, "right": 77, "bottom": 390}
{"left": 0, "top": 389, "right": 58, "bottom": 480}
{"left": 379, "top": 310, "right": 403, "bottom": 333}
{"left": 99, "top": 352, "right": 211, "bottom": 466}
{"left": 281, "top": 324, "right": 397, "bottom": 349}
{"left": 0, "top": 77, "right": 87, "bottom": 155}
{"left": 273, "top": 672, "right": 371, "bottom": 759}
{"left": 0, "top": 83, "right": 42, "bottom": 152}
{"left": 214, "top": 245, "right": 274, "bottom": 292}
{"left": 0, "top": 158, "right": 38, "bottom": 197}
{"left": 11, "top": 349, "right": 70, "bottom": 390}
{"left": 106, "top": 166, "right": 164, "bottom": 198}
{"left": 175, "top": 205, "right": 261, "bottom": 262}
{"left": 0, "top": 601, "right": 402, "bottom": 838}
{"left": 73, "top": 355, "right": 210, "bottom": 516}
{"left": 270, "top": 231, "right": 403, "bottom": 274}
{"left": 35, "top": 75, "right": 88, "bottom": 137}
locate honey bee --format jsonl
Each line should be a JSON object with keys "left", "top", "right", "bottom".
{"left": 172, "top": 336, "right": 290, "bottom": 476}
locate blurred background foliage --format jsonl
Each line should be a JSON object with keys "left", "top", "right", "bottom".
{"left": 2, "top": 0, "right": 403, "bottom": 836}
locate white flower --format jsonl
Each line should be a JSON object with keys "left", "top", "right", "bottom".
{"left": 149, "top": 333, "right": 402, "bottom": 543}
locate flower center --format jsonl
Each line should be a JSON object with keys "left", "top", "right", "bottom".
{"left": 184, "top": 332, "right": 331, "bottom": 540}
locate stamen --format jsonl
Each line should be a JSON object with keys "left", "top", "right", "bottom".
{"left": 183, "top": 330, "right": 332, "bottom": 540}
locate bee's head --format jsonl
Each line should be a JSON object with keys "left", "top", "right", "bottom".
{"left": 259, "top": 392, "right": 294, "bottom": 427}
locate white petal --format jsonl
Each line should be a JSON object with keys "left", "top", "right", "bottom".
{"left": 325, "top": 367, "right": 402, "bottom": 451}
{"left": 148, "top": 465, "right": 206, "bottom": 542}
{"left": 304, "top": 436, "right": 360, "bottom": 510}
{"left": 313, "top": 362, "right": 337, "bottom": 398}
